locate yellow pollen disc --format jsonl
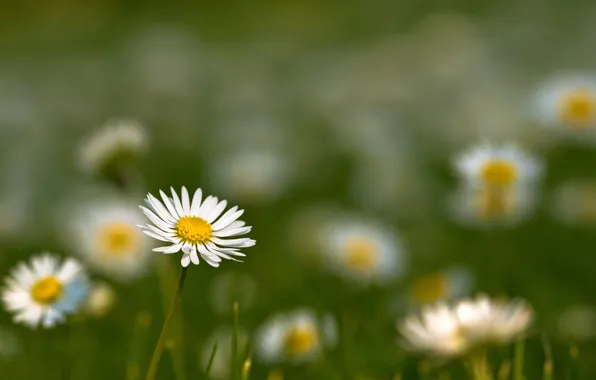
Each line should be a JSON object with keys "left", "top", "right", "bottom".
{"left": 98, "top": 222, "right": 141, "bottom": 257}
{"left": 561, "top": 90, "right": 595, "bottom": 128}
{"left": 410, "top": 274, "right": 447, "bottom": 304}
{"left": 283, "top": 327, "right": 318, "bottom": 357}
{"left": 30, "top": 276, "right": 63, "bottom": 305}
{"left": 175, "top": 216, "right": 212, "bottom": 244}
{"left": 475, "top": 187, "right": 515, "bottom": 220}
{"left": 480, "top": 160, "right": 518, "bottom": 187}
{"left": 345, "top": 238, "right": 379, "bottom": 272}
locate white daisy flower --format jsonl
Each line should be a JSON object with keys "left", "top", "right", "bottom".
{"left": 208, "top": 149, "right": 293, "bottom": 204}
{"left": 534, "top": 74, "right": 596, "bottom": 131}
{"left": 320, "top": 216, "right": 407, "bottom": 286}
{"left": 449, "top": 184, "right": 538, "bottom": 227}
{"left": 255, "top": 309, "right": 337, "bottom": 364}
{"left": 407, "top": 266, "right": 474, "bottom": 306}
{"left": 399, "top": 294, "right": 533, "bottom": 357}
{"left": 552, "top": 180, "right": 596, "bottom": 225}
{"left": 200, "top": 326, "right": 249, "bottom": 380}
{"left": 79, "top": 119, "right": 148, "bottom": 176}
{"left": 84, "top": 282, "right": 116, "bottom": 318}
{"left": 138, "top": 186, "right": 256, "bottom": 267}
{"left": 67, "top": 199, "right": 154, "bottom": 282}
{"left": 558, "top": 304, "right": 596, "bottom": 341}
{"left": 454, "top": 143, "right": 542, "bottom": 189}
{"left": 2, "top": 254, "right": 89, "bottom": 328}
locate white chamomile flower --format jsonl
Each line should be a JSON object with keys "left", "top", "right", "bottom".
{"left": 399, "top": 294, "right": 533, "bottom": 357}
{"left": 79, "top": 119, "right": 148, "bottom": 176}
{"left": 454, "top": 143, "right": 542, "bottom": 189}
{"left": 84, "top": 282, "right": 116, "bottom": 318}
{"left": 67, "top": 199, "right": 153, "bottom": 282}
{"left": 534, "top": 74, "right": 596, "bottom": 131}
{"left": 138, "top": 186, "right": 256, "bottom": 268}
{"left": 320, "top": 216, "right": 407, "bottom": 286}
{"left": 407, "top": 266, "right": 474, "bottom": 306}
{"left": 2, "top": 254, "right": 89, "bottom": 328}
{"left": 208, "top": 149, "right": 293, "bottom": 204}
{"left": 255, "top": 309, "right": 337, "bottom": 364}
{"left": 552, "top": 180, "right": 596, "bottom": 225}
{"left": 449, "top": 184, "right": 538, "bottom": 227}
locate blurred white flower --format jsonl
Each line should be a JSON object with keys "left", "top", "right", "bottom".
{"left": 208, "top": 149, "right": 293, "bottom": 204}
{"left": 552, "top": 180, "right": 596, "bottom": 225}
{"left": 319, "top": 215, "right": 408, "bottom": 286}
{"left": 449, "top": 184, "right": 538, "bottom": 227}
{"left": 399, "top": 294, "right": 533, "bottom": 357}
{"left": 255, "top": 309, "right": 337, "bottom": 364}
{"left": 558, "top": 304, "right": 596, "bottom": 341}
{"left": 84, "top": 282, "right": 116, "bottom": 318}
{"left": 0, "top": 327, "right": 20, "bottom": 359}
{"left": 208, "top": 271, "right": 258, "bottom": 315}
{"left": 200, "top": 326, "right": 249, "bottom": 380}
{"left": 79, "top": 119, "right": 148, "bottom": 177}
{"left": 139, "top": 187, "right": 256, "bottom": 268}
{"left": 534, "top": 74, "right": 596, "bottom": 133}
{"left": 2, "top": 253, "right": 89, "bottom": 329}
{"left": 67, "top": 198, "right": 153, "bottom": 282}
{"left": 454, "top": 143, "right": 542, "bottom": 189}
{"left": 407, "top": 266, "right": 474, "bottom": 307}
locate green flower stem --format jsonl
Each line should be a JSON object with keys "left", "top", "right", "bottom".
{"left": 145, "top": 266, "right": 189, "bottom": 380}
{"left": 514, "top": 339, "right": 526, "bottom": 380}
{"left": 468, "top": 350, "right": 493, "bottom": 380}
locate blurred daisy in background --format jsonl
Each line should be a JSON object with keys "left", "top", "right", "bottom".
{"left": 399, "top": 294, "right": 533, "bottom": 357}
{"left": 66, "top": 197, "right": 153, "bottom": 282}
{"left": 255, "top": 308, "right": 337, "bottom": 364}
{"left": 208, "top": 271, "right": 258, "bottom": 315}
{"left": 449, "top": 184, "right": 539, "bottom": 227}
{"left": 0, "top": 327, "right": 20, "bottom": 359}
{"left": 84, "top": 282, "right": 117, "bottom": 318}
{"left": 319, "top": 215, "right": 408, "bottom": 286}
{"left": 454, "top": 143, "right": 543, "bottom": 190}
{"left": 78, "top": 119, "right": 148, "bottom": 180}
{"left": 208, "top": 148, "right": 294, "bottom": 204}
{"left": 200, "top": 326, "right": 249, "bottom": 380}
{"left": 552, "top": 179, "right": 596, "bottom": 225}
{"left": 406, "top": 266, "right": 474, "bottom": 307}
{"left": 557, "top": 304, "right": 596, "bottom": 341}
{"left": 2, "top": 254, "right": 89, "bottom": 328}
{"left": 533, "top": 74, "right": 596, "bottom": 135}
{"left": 139, "top": 186, "right": 256, "bottom": 267}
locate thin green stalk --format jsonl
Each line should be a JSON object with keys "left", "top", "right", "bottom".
{"left": 514, "top": 339, "right": 526, "bottom": 380}
{"left": 145, "top": 266, "right": 189, "bottom": 380}
{"left": 468, "top": 351, "right": 493, "bottom": 380}
{"left": 568, "top": 346, "right": 579, "bottom": 380}
{"left": 541, "top": 333, "right": 553, "bottom": 380}
{"left": 127, "top": 311, "right": 152, "bottom": 380}
{"left": 231, "top": 301, "right": 240, "bottom": 380}
{"left": 157, "top": 261, "right": 187, "bottom": 380}
{"left": 241, "top": 358, "right": 251, "bottom": 380}
{"left": 204, "top": 342, "right": 218, "bottom": 378}
{"left": 62, "top": 323, "right": 71, "bottom": 380}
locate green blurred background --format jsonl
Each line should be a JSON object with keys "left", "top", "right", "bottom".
{"left": 2, "top": 0, "right": 596, "bottom": 379}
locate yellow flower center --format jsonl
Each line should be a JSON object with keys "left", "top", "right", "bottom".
{"left": 480, "top": 160, "right": 518, "bottom": 187}
{"left": 30, "top": 276, "right": 63, "bottom": 305}
{"left": 98, "top": 222, "right": 141, "bottom": 257}
{"left": 561, "top": 90, "right": 595, "bottom": 128}
{"left": 345, "top": 238, "right": 379, "bottom": 272}
{"left": 410, "top": 274, "right": 447, "bottom": 304}
{"left": 475, "top": 187, "right": 514, "bottom": 220}
{"left": 283, "top": 326, "right": 318, "bottom": 357}
{"left": 175, "top": 216, "right": 213, "bottom": 244}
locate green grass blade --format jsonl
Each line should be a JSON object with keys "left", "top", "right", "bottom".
{"left": 241, "top": 358, "right": 251, "bottom": 380}
{"left": 514, "top": 339, "right": 526, "bottom": 380}
{"left": 204, "top": 342, "right": 219, "bottom": 379}
{"left": 541, "top": 333, "right": 553, "bottom": 380}
{"left": 231, "top": 301, "right": 239, "bottom": 380}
